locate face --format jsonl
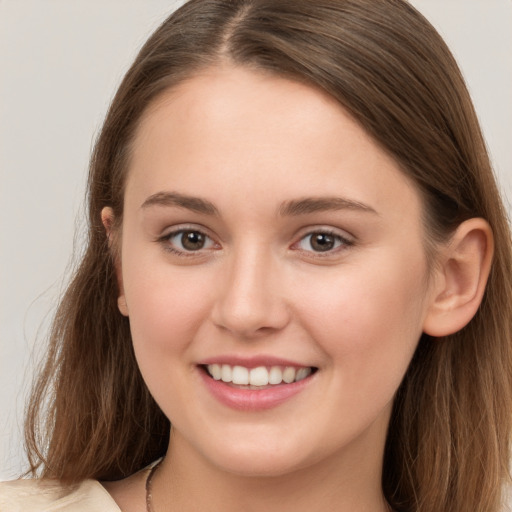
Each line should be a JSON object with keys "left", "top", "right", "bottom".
{"left": 115, "top": 66, "right": 435, "bottom": 478}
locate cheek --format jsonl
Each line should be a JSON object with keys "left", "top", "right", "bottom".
{"left": 121, "top": 259, "right": 217, "bottom": 421}
{"left": 295, "top": 254, "right": 428, "bottom": 385}
{"left": 121, "top": 253, "right": 214, "bottom": 362}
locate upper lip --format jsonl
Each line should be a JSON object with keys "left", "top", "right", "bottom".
{"left": 198, "top": 355, "right": 315, "bottom": 369}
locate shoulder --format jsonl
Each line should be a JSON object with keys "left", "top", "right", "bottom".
{"left": 0, "top": 478, "right": 120, "bottom": 512}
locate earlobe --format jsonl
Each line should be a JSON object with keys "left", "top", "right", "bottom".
{"left": 117, "top": 296, "right": 129, "bottom": 317}
{"left": 101, "top": 207, "right": 114, "bottom": 246}
{"left": 422, "top": 218, "right": 493, "bottom": 337}
{"left": 101, "top": 207, "right": 129, "bottom": 317}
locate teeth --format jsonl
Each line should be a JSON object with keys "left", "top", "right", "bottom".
{"left": 232, "top": 365, "right": 249, "bottom": 385}
{"left": 268, "top": 366, "right": 283, "bottom": 385}
{"left": 209, "top": 364, "right": 222, "bottom": 380}
{"left": 282, "top": 367, "right": 296, "bottom": 383}
{"left": 221, "top": 364, "right": 232, "bottom": 383}
{"left": 295, "top": 367, "right": 310, "bottom": 382}
{"left": 249, "top": 367, "right": 269, "bottom": 386}
{"left": 206, "top": 364, "right": 312, "bottom": 387}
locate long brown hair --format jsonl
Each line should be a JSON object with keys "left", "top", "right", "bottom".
{"left": 25, "top": 1, "right": 512, "bottom": 510}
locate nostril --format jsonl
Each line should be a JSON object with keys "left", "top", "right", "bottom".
{"left": 210, "top": 273, "right": 290, "bottom": 336}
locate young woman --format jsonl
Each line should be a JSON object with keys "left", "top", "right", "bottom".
{"left": 1, "top": 1, "right": 511, "bottom": 511}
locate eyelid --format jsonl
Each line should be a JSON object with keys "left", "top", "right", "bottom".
{"left": 290, "top": 226, "right": 355, "bottom": 254}
{"left": 156, "top": 224, "right": 221, "bottom": 256}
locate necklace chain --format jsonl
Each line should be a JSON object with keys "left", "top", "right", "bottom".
{"left": 145, "top": 459, "right": 162, "bottom": 512}
{"left": 144, "top": 458, "right": 395, "bottom": 512}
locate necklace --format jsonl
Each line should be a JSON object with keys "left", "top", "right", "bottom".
{"left": 145, "top": 459, "right": 395, "bottom": 512}
{"left": 145, "top": 459, "right": 162, "bottom": 512}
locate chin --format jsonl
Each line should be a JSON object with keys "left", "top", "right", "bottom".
{"left": 215, "top": 453, "right": 306, "bottom": 478}
{"left": 199, "top": 434, "right": 319, "bottom": 478}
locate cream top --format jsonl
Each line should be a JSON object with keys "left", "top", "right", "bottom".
{"left": 0, "top": 478, "right": 121, "bottom": 512}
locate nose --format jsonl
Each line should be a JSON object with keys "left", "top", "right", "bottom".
{"left": 211, "top": 246, "right": 291, "bottom": 339}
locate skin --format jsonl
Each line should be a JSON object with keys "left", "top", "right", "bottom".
{"left": 101, "top": 65, "right": 493, "bottom": 512}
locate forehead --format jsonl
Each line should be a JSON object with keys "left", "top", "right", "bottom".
{"left": 125, "top": 65, "right": 421, "bottom": 222}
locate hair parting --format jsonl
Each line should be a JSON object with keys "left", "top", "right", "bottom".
{"left": 25, "top": 1, "right": 512, "bottom": 510}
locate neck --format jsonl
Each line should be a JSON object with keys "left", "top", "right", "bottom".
{"left": 151, "top": 428, "right": 390, "bottom": 512}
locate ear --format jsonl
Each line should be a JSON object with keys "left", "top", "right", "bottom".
{"left": 101, "top": 207, "right": 129, "bottom": 317}
{"left": 422, "top": 218, "right": 493, "bottom": 337}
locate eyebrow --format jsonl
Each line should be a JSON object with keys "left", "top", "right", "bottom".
{"left": 141, "top": 191, "right": 219, "bottom": 215}
{"left": 279, "top": 197, "right": 378, "bottom": 216}
{"left": 140, "top": 191, "right": 377, "bottom": 217}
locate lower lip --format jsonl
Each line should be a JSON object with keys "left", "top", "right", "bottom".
{"left": 199, "top": 368, "right": 314, "bottom": 411}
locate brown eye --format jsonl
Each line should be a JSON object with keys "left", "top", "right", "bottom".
{"left": 164, "top": 229, "right": 216, "bottom": 253}
{"left": 295, "top": 231, "right": 352, "bottom": 254}
{"left": 310, "top": 233, "right": 336, "bottom": 252}
{"left": 181, "top": 231, "right": 206, "bottom": 250}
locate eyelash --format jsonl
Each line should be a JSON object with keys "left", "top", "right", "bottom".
{"left": 157, "top": 227, "right": 354, "bottom": 258}
{"left": 157, "top": 227, "right": 218, "bottom": 257}
{"left": 292, "top": 229, "right": 354, "bottom": 256}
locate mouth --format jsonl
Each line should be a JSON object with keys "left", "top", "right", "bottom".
{"left": 201, "top": 363, "right": 318, "bottom": 389}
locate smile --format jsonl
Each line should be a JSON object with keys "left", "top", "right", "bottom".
{"left": 199, "top": 361, "right": 317, "bottom": 411}
{"left": 205, "top": 364, "right": 314, "bottom": 387}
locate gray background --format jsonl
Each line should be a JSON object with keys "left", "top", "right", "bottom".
{"left": 1, "top": 0, "right": 511, "bottom": 482}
